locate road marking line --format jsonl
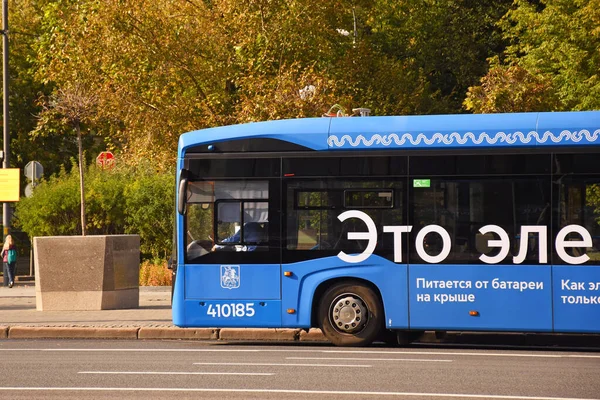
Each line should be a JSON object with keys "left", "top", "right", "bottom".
{"left": 192, "top": 362, "right": 372, "bottom": 368}
{"left": 0, "top": 348, "right": 270, "bottom": 352}
{"left": 0, "top": 348, "right": 598, "bottom": 359}
{"left": 322, "top": 350, "right": 600, "bottom": 359}
{"left": 0, "top": 387, "right": 596, "bottom": 399}
{"left": 78, "top": 371, "right": 274, "bottom": 376}
{"left": 287, "top": 357, "right": 453, "bottom": 362}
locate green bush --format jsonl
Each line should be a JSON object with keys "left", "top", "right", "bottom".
{"left": 16, "top": 163, "right": 82, "bottom": 237}
{"left": 14, "top": 162, "right": 175, "bottom": 260}
{"left": 86, "top": 166, "right": 128, "bottom": 234}
{"left": 124, "top": 170, "right": 175, "bottom": 259}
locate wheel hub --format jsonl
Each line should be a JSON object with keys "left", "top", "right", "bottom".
{"left": 330, "top": 294, "right": 368, "bottom": 334}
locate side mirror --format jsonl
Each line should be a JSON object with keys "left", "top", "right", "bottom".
{"left": 167, "top": 255, "right": 176, "bottom": 270}
{"left": 177, "top": 169, "right": 189, "bottom": 215}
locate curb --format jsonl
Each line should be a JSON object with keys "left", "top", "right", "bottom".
{"left": 8, "top": 327, "right": 139, "bottom": 340}
{"left": 220, "top": 328, "right": 299, "bottom": 342}
{"left": 138, "top": 327, "right": 218, "bottom": 340}
{"left": 1, "top": 326, "right": 329, "bottom": 342}
{"left": 3, "top": 327, "right": 598, "bottom": 347}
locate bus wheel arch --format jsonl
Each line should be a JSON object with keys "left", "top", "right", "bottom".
{"left": 314, "top": 278, "right": 384, "bottom": 347}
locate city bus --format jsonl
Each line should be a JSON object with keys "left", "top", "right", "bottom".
{"left": 172, "top": 110, "right": 600, "bottom": 346}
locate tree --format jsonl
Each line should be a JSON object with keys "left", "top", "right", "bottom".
{"left": 4, "top": 0, "right": 50, "bottom": 174}
{"left": 22, "top": 0, "right": 521, "bottom": 174}
{"left": 8, "top": 0, "right": 108, "bottom": 180}
{"left": 464, "top": 57, "right": 560, "bottom": 113}
{"left": 36, "top": 84, "right": 98, "bottom": 235}
{"left": 31, "top": 0, "right": 232, "bottom": 169}
{"left": 465, "top": 0, "right": 600, "bottom": 112}
{"left": 367, "top": 0, "right": 513, "bottom": 113}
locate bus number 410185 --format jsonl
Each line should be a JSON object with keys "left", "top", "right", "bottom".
{"left": 206, "top": 303, "right": 256, "bottom": 318}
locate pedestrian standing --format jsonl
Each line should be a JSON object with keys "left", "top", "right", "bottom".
{"left": 1, "top": 234, "right": 17, "bottom": 288}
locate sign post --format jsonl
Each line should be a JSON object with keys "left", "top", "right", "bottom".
{"left": 2, "top": 0, "right": 10, "bottom": 236}
{"left": 96, "top": 151, "right": 115, "bottom": 170}
{"left": 24, "top": 161, "right": 43, "bottom": 198}
{"left": 25, "top": 160, "right": 43, "bottom": 180}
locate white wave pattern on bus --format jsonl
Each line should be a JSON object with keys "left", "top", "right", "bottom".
{"left": 327, "top": 129, "right": 600, "bottom": 147}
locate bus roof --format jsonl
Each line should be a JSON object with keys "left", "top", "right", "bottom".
{"left": 178, "top": 110, "right": 600, "bottom": 154}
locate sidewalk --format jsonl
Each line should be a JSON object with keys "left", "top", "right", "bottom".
{"left": 0, "top": 282, "right": 172, "bottom": 327}
{"left": 1, "top": 282, "right": 599, "bottom": 347}
{"left": 0, "top": 282, "right": 327, "bottom": 342}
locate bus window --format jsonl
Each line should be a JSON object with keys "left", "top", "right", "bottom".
{"left": 409, "top": 176, "right": 551, "bottom": 264}
{"left": 284, "top": 179, "right": 403, "bottom": 261}
{"left": 185, "top": 181, "right": 216, "bottom": 262}
{"left": 344, "top": 189, "right": 394, "bottom": 209}
{"left": 554, "top": 175, "right": 600, "bottom": 264}
{"left": 214, "top": 201, "right": 269, "bottom": 252}
{"left": 216, "top": 201, "right": 242, "bottom": 244}
{"left": 186, "top": 202, "right": 214, "bottom": 260}
{"left": 185, "top": 180, "right": 269, "bottom": 261}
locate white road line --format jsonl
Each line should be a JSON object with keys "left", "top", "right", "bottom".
{"left": 192, "top": 362, "right": 372, "bottom": 368}
{"left": 78, "top": 371, "right": 274, "bottom": 376}
{"left": 287, "top": 357, "right": 453, "bottom": 362}
{"left": 322, "top": 350, "right": 600, "bottom": 359}
{"left": 0, "top": 348, "right": 598, "bottom": 359}
{"left": 0, "top": 387, "right": 597, "bottom": 400}
{"left": 0, "top": 348, "right": 269, "bottom": 352}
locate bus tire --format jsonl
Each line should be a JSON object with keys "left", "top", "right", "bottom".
{"left": 318, "top": 282, "right": 383, "bottom": 347}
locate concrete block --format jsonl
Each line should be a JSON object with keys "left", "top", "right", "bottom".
{"left": 8, "top": 326, "right": 139, "bottom": 339}
{"left": 138, "top": 327, "right": 218, "bottom": 340}
{"left": 219, "top": 328, "right": 297, "bottom": 341}
{"left": 100, "top": 288, "right": 139, "bottom": 309}
{"left": 34, "top": 235, "right": 140, "bottom": 311}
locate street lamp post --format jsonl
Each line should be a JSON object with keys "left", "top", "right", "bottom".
{"left": 2, "top": 0, "right": 9, "bottom": 237}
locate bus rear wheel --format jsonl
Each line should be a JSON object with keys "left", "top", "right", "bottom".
{"left": 318, "top": 282, "right": 383, "bottom": 347}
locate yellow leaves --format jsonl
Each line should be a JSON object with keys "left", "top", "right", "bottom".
{"left": 21, "top": 0, "right": 539, "bottom": 174}
{"left": 464, "top": 60, "right": 560, "bottom": 113}
{"left": 139, "top": 260, "right": 172, "bottom": 286}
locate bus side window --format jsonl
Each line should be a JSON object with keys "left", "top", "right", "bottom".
{"left": 214, "top": 200, "right": 269, "bottom": 252}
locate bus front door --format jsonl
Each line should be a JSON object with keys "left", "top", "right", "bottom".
{"left": 176, "top": 181, "right": 282, "bottom": 328}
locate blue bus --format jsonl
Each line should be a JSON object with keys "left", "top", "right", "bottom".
{"left": 172, "top": 111, "right": 600, "bottom": 346}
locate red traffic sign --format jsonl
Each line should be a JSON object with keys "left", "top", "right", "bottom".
{"left": 96, "top": 151, "right": 115, "bottom": 169}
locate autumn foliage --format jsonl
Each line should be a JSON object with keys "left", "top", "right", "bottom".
{"left": 7, "top": 0, "right": 600, "bottom": 267}
{"left": 139, "top": 260, "right": 172, "bottom": 287}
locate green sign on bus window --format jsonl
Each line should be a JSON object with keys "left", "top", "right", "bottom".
{"left": 413, "top": 179, "right": 431, "bottom": 188}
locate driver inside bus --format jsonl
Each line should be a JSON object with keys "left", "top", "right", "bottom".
{"left": 213, "top": 222, "right": 268, "bottom": 252}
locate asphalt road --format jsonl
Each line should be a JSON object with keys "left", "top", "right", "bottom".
{"left": 0, "top": 340, "right": 599, "bottom": 400}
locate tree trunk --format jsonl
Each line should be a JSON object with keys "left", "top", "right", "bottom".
{"left": 76, "top": 121, "right": 87, "bottom": 236}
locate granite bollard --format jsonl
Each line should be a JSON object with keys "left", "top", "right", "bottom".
{"left": 34, "top": 235, "right": 140, "bottom": 311}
